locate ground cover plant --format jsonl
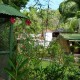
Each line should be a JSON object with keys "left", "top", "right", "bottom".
{"left": 5, "top": 37, "right": 80, "bottom": 80}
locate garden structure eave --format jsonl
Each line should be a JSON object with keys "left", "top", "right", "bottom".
{"left": 60, "top": 33, "right": 80, "bottom": 41}
{"left": 0, "top": 4, "right": 27, "bottom": 18}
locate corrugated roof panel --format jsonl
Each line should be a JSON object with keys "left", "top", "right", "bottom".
{"left": 60, "top": 33, "right": 80, "bottom": 40}
{"left": 0, "top": 4, "right": 27, "bottom": 18}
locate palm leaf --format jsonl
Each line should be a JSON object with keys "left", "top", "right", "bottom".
{"left": 18, "top": 68, "right": 29, "bottom": 79}
{"left": 18, "top": 58, "right": 28, "bottom": 71}
{"left": 8, "top": 58, "right": 16, "bottom": 71}
{"left": 4, "top": 68, "right": 16, "bottom": 80}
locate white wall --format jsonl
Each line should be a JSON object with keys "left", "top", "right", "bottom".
{"left": 44, "top": 32, "right": 52, "bottom": 41}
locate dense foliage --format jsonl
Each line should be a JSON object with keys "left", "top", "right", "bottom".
{"left": 59, "top": 1, "right": 79, "bottom": 18}
{"left": 5, "top": 39, "right": 80, "bottom": 80}
{"left": 59, "top": 0, "right": 80, "bottom": 32}
{"left": 0, "top": 0, "right": 80, "bottom": 80}
{"left": 0, "top": 0, "right": 29, "bottom": 9}
{"left": 22, "top": 7, "right": 60, "bottom": 34}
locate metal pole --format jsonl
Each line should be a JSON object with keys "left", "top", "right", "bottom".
{"left": 8, "top": 23, "right": 14, "bottom": 80}
{"left": 9, "top": 24, "right": 14, "bottom": 57}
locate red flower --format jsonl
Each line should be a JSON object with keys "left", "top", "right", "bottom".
{"left": 25, "top": 19, "right": 31, "bottom": 25}
{"left": 10, "top": 17, "right": 16, "bottom": 24}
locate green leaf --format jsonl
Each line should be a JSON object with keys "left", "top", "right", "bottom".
{"left": 18, "top": 58, "right": 28, "bottom": 71}
{"left": 5, "top": 68, "right": 16, "bottom": 80}
{"left": 18, "top": 68, "right": 29, "bottom": 78}
{"left": 8, "top": 59, "right": 16, "bottom": 71}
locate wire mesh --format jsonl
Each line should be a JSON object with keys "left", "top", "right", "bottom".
{"left": 0, "top": 55, "right": 9, "bottom": 80}
{"left": 0, "top": 22, "right": 9, "bottom": 51}
{"left": 0, "top": 18, "right": 10, "bottom": 80}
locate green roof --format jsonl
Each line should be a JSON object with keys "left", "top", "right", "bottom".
{"left": 0, "top": 4, "right": 27, "bottom": 18}
{"left": 60, "top": 33, "right": 80, "bottom": 40}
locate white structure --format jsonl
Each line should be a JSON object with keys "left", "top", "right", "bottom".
{"left": 30, "top": 31, "right": 53, "bottom": 47}
{"left": 43, "top": 31, "right": 53, "bottom": 47}
{"left": 44, "top": 32, "right": 52, "bottom": 41}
